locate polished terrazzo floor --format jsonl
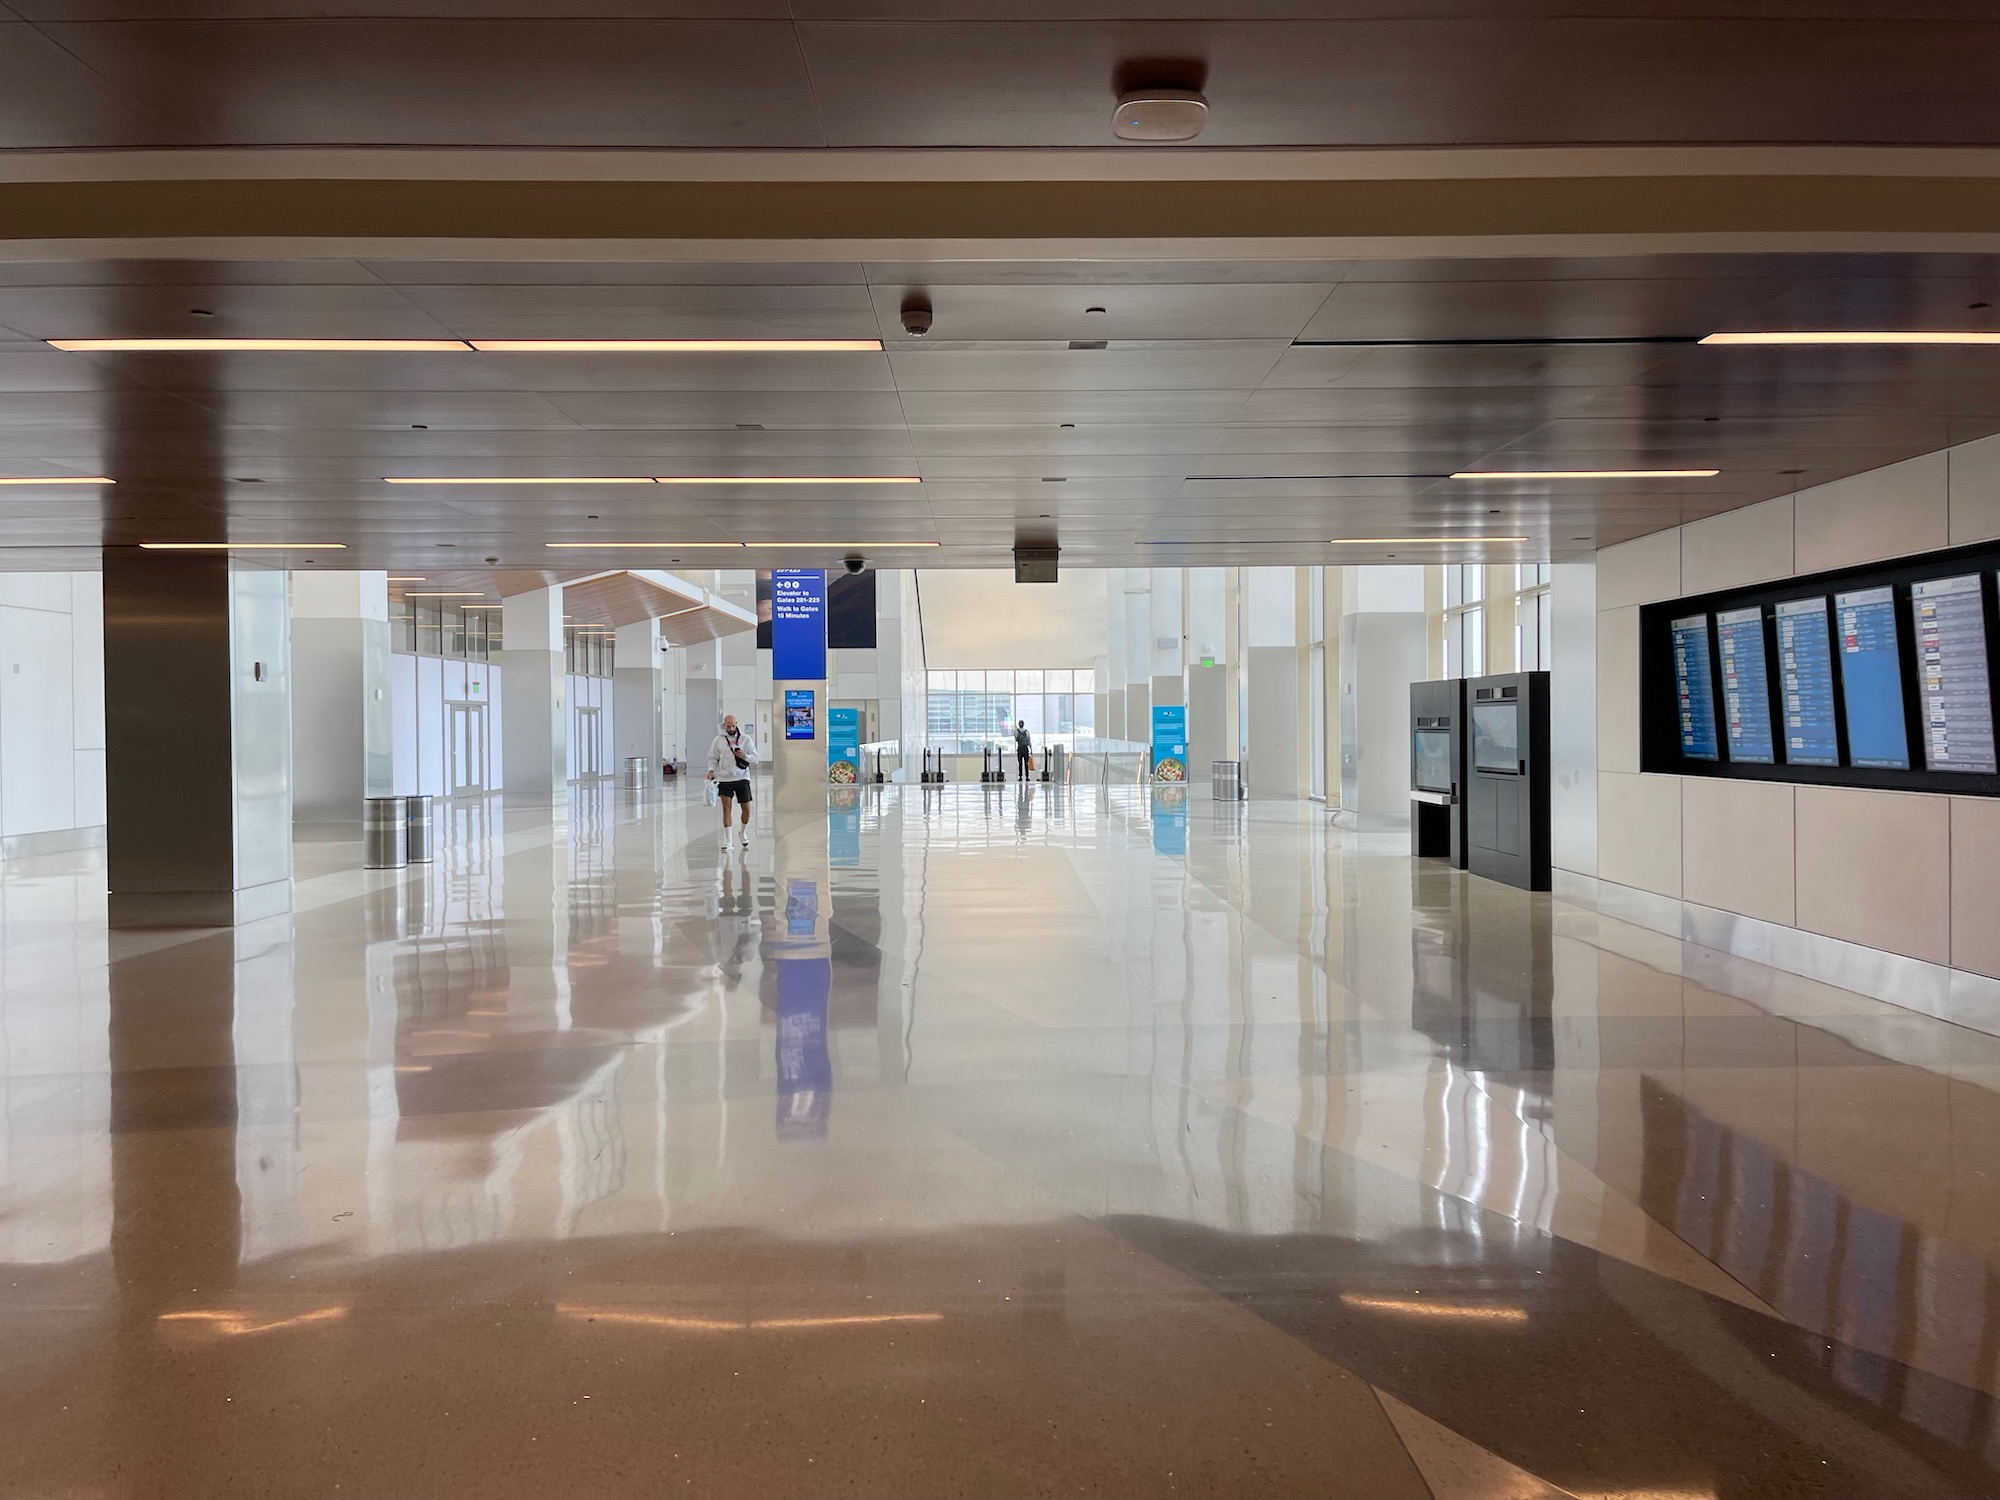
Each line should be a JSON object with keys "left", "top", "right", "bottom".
{"left": 3, "top": 778, "right": 1999, "bottom": 1498}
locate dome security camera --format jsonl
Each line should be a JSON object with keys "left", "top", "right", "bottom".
{"left": 843, "top": 554, "right": 867, "bottom": 575}
{"left": 900, "top": 298, "right": 933, "bottom": 337}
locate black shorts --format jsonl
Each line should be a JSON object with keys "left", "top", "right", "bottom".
{"left": 717, "top": 778, "right": 753, "bottom": 804}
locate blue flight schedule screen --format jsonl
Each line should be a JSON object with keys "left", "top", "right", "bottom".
{"left": 1715, "top": 606, "right": 1775, "bottom": 763}
{"left": 1671, "top": 614, "right": 1719, "bottom": 760}
{"left": 1774, "top": 597, "right": 1839, "bottom": 766}
{"left": 1910, "top": 574, "right": 1997, "bottom": 774}
{"left": 1836, "top": 585, "right": 1910, "bottom": 769}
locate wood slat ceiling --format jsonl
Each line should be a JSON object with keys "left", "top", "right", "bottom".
{"left": 2, "top": 251, "right": 2000, "bottom": 568}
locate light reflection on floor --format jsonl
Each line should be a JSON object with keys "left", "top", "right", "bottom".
{"left": 1, "top": 779, "right": 1997, "bottom": 1497}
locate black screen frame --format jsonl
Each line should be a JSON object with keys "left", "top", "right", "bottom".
{"left": 1640, "top": 537, "right": 2000, "bottom": 798}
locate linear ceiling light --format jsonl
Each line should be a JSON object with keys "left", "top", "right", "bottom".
{"left": 1701, "top": 331, "right": 2000, "bottom": 346}
{"left": 466, "top": 339, "right": 882, "bottom": 353}
{"left": 0, "top": 475, "right": 113, "bottom": 485}
{"left": 140, "top": 541, "right": 346, "bottom": 550}
{"left": 52, "top": 338, "right": 882, "bottom": 355}
{"left": 54, "top": 338, "right": 470, "bottom": 353}
{"left": 402, "top": 590, "right": 487, "bottom": 596}
{"left": 544, "top": 548, "right": 940, "bottom": 556}
{"left": 383, "top": 476, "right": 655, "bottom": 486}
{"left": 1327, "top": 536, "right": 1529, "bottom": 544}
{"left": 1452, "top": 469, "right": 1717, "bottom": 481}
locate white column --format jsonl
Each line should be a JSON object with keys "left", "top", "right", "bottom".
{"left": 1337, "top": 566, "right": 1429, "bottom": 817}
{"left": 613, "top": 617, "right": 663, "bottom": 774}
{"left": 500, "top": 586, "right": 566, "bottom": 805}
{"left": 289, "top": 570, "right": 392, "bottom": 823}
{"left": 1243, "top": 566, "right": 1300, "bottom": 798}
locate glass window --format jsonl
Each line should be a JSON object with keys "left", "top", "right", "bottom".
{"left": 956, "top": 670, "right": 983, "bottom": 693}
{"left": 1073, "top": 668, "right": 1094, "bottom": 695}
{"left": 1015, "top": 668, "right": 1043, "bottom": 694}
{"left": 986, "top": 670, "right": 1014, "bottom": 694}
{"left": 416, "top": 602, "right": 442, "bottom": 658}
{"left": 1046, "top": 669, "right": 1072, "bottom": 694}
{"left": 929, "top": 670, "right": 953, "bottom": 692}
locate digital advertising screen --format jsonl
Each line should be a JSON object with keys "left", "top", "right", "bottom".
{"left": 1774, "top": 597, "right": 1839, "bottom": 767}
{"left": 826, "top": 569, "right": 878, "bottom": 650}
{"left": 770, "top": 569, "right": 827, "bottom": 681}
{"left": 1909, "top": 574, "right": 1997, "bottom": 773}
{"left": 1836, "top": 585, "right": 1910, "bottom": 769}
{"left": 1671, "top": 614, "right": 1720, "bottom": 761}
{"left": 784, "top": 688, "right": 816, "bottom": 741}
{"left": 1715, "top": 605, "right": 1775, "bottom": 764}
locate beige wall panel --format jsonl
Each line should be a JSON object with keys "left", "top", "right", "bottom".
{"left": 1596, "top": 530, "right": 1682, "bottom": 611}
{"left": 1951, "top": 797, "right": 2000, "bottom": 979}
{"left": 1948, "top": 433, "right": 2000, "bottom": 546}
{"left": 1794, "top": 451, "right": 1948, "bottom": 576}
{"left": 1598, "top": 770, "right": 1682, "bottom": 898}
{"left": 1595, "top": 605, "right": 1640, "bottom": 776}
{"left": 1681, "top": 496, "right": 1795, "bottom": 594}
{"left": 1681, "top": 776, "right": 1796, "bottom": 926}
{"left": 1795, "top": 786, "right": 1950, "bottom": 965}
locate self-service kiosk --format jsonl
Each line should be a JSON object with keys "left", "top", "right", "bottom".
{"left": 1463, "top": 671, "right": 1551, "bottom": 891}
{"left": 1408, "top": 678, "right": 1465, "bottom": 867}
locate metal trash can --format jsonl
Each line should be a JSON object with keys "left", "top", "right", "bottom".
{"left": 1047, "top": 744, "right": 1067, "bottom": 784}
{"left": 1210, "top": 760, "right": 1244, "bottom": 802}
{"left": 622, "top": 755, "right": 649, "bottom": 789}
{"left": 364, "top": 796, "right": 408, "bottom": 869}
{"left": 405, "top": 794, "right": 434, "bottom": 863}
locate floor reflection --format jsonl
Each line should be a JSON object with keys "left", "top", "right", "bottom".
{"left": 1, "top": 781, "right": 1998, "bottom": 1497}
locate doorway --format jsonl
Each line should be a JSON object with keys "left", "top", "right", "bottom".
{"left": 575, "top": 705, "right": 602, "bottom": 780}
{"left": 449, "top": 703, "right": 486, "bottom": 795}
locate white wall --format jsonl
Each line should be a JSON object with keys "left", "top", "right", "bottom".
{"left": 1586, "top": 432, "right": 2000, "bottom": 1028}
{"left": 0, "top": 574, "right": 103, "bottom": 846}
{"left": 918, "top": 568, "right": 1109, "bottom": 668}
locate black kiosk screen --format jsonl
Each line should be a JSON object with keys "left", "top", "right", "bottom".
{"left": 1413, "top": 729, "right": 1453, "bottom": 792}
{"left": 1472, "top": 702, "right": 1520, "bottom": 773}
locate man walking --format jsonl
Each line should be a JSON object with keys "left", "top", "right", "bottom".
{"left": 706, "top": 714, "right": 758, "bottom": 850}
{"left": 1014, "top": 719, "right": 1034, "bottom": 782}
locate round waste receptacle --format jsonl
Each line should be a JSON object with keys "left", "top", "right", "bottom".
{"left": 622, "top": 756, "right": 649, "bottom": 789}
{"left": 1211, "top": 760, "right": 1244, "bottom": 802}
{"left": 364, "top": 796, "right": 408, "bottom": 869}
{"left": 405, "top": 794, "right": 434, "bottom": 863}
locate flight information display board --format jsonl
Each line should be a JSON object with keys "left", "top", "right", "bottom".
{"left": 1715, "top": 606, "right": 1775, "bottom": 763}
{"left": 1910, "top": 574, "right": 1997, "bottom": 773}
{"left": 1671, "top": 614, "right": 1720, "bottom": 760}
{"left": 1836, "top": 585, "right": 1910, "bottom": 769}
{"left": 1774, "top": 597, "right": 1840, "bottom": 766}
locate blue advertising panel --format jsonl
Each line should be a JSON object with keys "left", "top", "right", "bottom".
{"left": 1151, "top": 703, "right": 1188, "bottom": 782}
{"left": 784, "top": 688, "right": 815, "bottom": 741}
{"left": 827, "top": 705, "right": 860, "bottom": 784}
{"left": 771, "top": 568, "right": 826, "bottom": 681}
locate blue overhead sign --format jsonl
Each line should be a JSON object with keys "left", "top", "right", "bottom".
{"left": 771, "top": 569, "right": 827, "bottom": 681}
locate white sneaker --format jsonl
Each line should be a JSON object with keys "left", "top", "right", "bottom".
{"left": 738, "top": 829, "right": 752, "bottom": 850}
